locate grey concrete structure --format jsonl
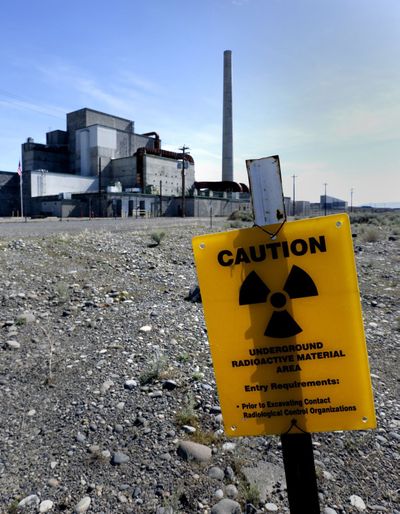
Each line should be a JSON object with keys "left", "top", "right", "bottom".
{"left": 107, "top": 157, "right": 137, "bottom": 191}
{"left": 188, "top": 193, "right": 250, "bottom": 218}
{"left": 22, "top": 108, "right": 158, "bottom": 179}
{"left": 320, "top": 195, "right": 348, "bottom": 211}
{"left": 222, "top": 50, "right": 234, "bottom": 182}
{"left": 294, "top": 200, "right": 311, "bottom": 217}
{"left": 27, "top": 191, "right": 249, "bottom": 220}
{"left": 22, "top": 136, "right": 70, "bottom": 175}
{"left": 67, "top": 109, "right": 155, "bottom": 177}
{"left": 29, "top": 170, "right": 98, "bottom": 197}
{"left": 143, "top": 154, "right": 195, "bottom": 196}
{"left": 17, "top": 107, "right": 197, "bottom": 216}
{"left": 0, "top": 171, "right": 20, "bottom": 216}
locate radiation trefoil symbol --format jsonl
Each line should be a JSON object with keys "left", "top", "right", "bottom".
{"left": 239, "top": 265, "right": 318, "bottom": 338}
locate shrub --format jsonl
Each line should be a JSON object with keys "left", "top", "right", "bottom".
{"left": 139, "top": 355, "right": 168, "bottom": 385}
{"left": 229, "top": 221, "right": 243, "bottom": 229}
{"left": 149, "top": 231, "right": 166, "bottom": 246}
{"left": 244, "top": 483, "right": 261, "bottom": 507}
{"left": 55, "top": 281, "right": 70, "bottom": 304}
{"left": 177, "top": 352, "right": 190, "bottom": 363}
{"left": 175, "top": 397, "right": 198, "bottom": 427}
{"left": 350, "top": 213, "right": 377, "bottom": 225}
{"left": 191, "top": 429, "right": 220, "bottom": 445}
{"left": 360, "top": 227, "right": 381, "bottom": 243}
{"left": 228, "top": 210, "right": 253, "bottom": 222}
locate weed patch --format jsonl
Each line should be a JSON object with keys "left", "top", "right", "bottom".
{"left": 149, "top": 231, "right": 166, "bottom": 247}
{"left": 360, "top": 227, "right": 381, "bottom": 243}
{"left": 175, "top": 396, "right": 198, "bottom": 427}
{"left": 139, "top": 355, "right": 168, "bottom": 385}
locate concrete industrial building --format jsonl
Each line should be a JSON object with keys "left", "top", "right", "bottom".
{"left": 292, "top": 200, "right": 311, "bottom": 217}
{"left": 23, "top": 108, "right": 196, "bottom": 193}
{"left": 6, "top": 107, "right": 248, "bottom": 218}
{"left": 18, "top": 107, "right": 202, "bottom": 217}
{"left": 319, "top": 195, "right": 348, "bottom": 212}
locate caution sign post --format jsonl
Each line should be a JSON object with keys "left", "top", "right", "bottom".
{"left": 193, "top": 213, "right": 376, "bottom": 437}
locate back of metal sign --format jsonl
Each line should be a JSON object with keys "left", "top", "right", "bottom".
{"left": 246, "top": 155, "right": 286, "bottom": 226}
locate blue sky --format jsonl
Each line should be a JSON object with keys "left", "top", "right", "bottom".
{"left": 1, "top": 0, "right": 399, "bottom": 206}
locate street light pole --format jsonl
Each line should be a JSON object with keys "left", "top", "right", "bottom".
{"left": 350, "top": 188, "right": 354, "bottom": 213}
{"left": 179, "top": 145, "right": 189, "bottom": 217}
{"left": 324, "top": 183, "right": 328, "bottom": 216}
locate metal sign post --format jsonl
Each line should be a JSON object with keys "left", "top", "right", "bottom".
{"left": 281, "top": 432, "right": 320, "bottom": 514}
{"left": 246, "top": 156, "right": 320, "bottom": 513}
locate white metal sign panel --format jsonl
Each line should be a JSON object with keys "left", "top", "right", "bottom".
{"left": 246, "top": 156, "right": 286, "bottom": 226}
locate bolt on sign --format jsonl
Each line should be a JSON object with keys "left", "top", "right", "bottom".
{"left": 192, "top": 214, "right": 376, "bottom": 436}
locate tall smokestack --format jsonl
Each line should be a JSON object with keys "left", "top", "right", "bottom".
{"left": 222, "top": 50, "right": 233, "bottom": 182}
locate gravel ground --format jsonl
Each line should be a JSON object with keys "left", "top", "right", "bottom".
{"left": 0, "top": 215, "right": 399, "bottom": 514}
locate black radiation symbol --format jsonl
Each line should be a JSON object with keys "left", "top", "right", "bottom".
{"left": 239, "top": 265, "right": 318, "bottom": 338}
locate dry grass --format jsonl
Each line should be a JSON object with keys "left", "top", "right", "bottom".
{"left": 359, "top": 227, "right": 381, "bottom": 242}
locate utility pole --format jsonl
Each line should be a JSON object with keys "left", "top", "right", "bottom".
{"left": 324, "top": 183, "right": 328, "bottom": 216}
{"left": 292, "top": 174, "right": 297, "bottom": 217}
{"left": 98, "top": 157, "right": 102, "bottom": 217}
{"left": 350, "top": 188, "right": 354, "bottom": 213}
{"left": 179, "top": 145, "right": 189, "bottom": 217}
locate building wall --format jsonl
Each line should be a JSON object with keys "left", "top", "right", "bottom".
{"left": 294, "top": 201, "right": 311, "bottom": 217}
{"left": 144, "top": 154, "right": 195, "bottom": 196}
{"left": 67, "top": 108, "right": 134, "bottom": 174}
{"left": 28, "top": 191, "right": 250, "bottom": 219}
{"left": 67, "top": 108, "right": 134, "bottom": 133}
{"left": 30, "top": 171, "right": 98, "bottom": 197}
{"left": 46, "top": 130, "right": 68, "bottom": 146}
{"left": 110, "top": 157, "right": 137, "bottom": 190}
{"left": 134, "top": 134, "right": 156, "bottom": 152}
{"left": 75, "top": 126, "right": 118, "bottom": 176}
{"left": 0, "top": 172, "right": 20, "bottom": 216}
{"left": 284, "top": 197, "right": 291, "bottom": 216}
{"left": 320, "top": 195, "right": 348, "bottom": 210}
{"left": 22, "top": 141, "right": 70, "bottom": 174}
{"left": 168, "top": 196, "right": 250, "bottom": 217}
{"left": 74, "top": 125, "right": 155, "bottom": 177}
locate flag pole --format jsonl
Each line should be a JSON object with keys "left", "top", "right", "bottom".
{"left": 20, "top": 174, "right": 24, "bottom": 218}
{"left": 17, "top": 161, "right": 24, "bottom": 218}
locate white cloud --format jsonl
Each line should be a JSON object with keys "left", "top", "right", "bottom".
{"left": 0, "top": 97, "right": 65, "bottom": 119}
{"left": 117, "top": 71, "right": 165, "bottom": 95}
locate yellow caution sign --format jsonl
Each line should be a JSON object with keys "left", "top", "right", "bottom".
{"left": 192, "top": 214, "right": 376, "bottom": 436}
